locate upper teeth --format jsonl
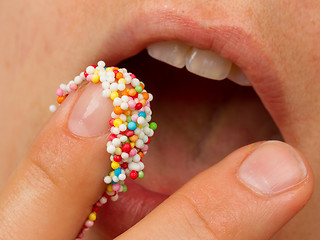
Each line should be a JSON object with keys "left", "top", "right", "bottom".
{"left": 147, "top": 41, "right": 251, "bottom": 86}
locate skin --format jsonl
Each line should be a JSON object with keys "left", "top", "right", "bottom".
{"left": 0, "top": 0, "right": 319, "bottom": 239}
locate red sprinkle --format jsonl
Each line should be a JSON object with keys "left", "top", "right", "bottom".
{"left": 121, "top": 162, "right": 128, "bottom": 169}
{"left": 130, "top": 170, "right": 138, "bottom": 180}
{"left": 84, "top": 71, "right": 89, "bottom": 78}
{"left": 135, "top": 103, "right": 142, "bottom": 110}
{"left": 126, "top": 130, "right": 134, "bottom": 137}
{"left": 109, "top": 118, "right": 115, "bottom": 126}
{"left": 109, "top": 134, "right": 117, "bottom": 141}
{"left": 113, "top": 155, "right": 122, "bottom": 162}
{"left": 146, "top": 137, "right": 151, "bottom": 144}
{"left": 122, "top": 143, "right": 132, "bottom": 153}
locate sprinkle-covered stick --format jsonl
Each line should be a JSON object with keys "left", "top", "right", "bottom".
{"left": 50, "top": 61, "right": 157, "bottom": 239}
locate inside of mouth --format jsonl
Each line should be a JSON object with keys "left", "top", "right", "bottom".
{"left": 118, "top": 49, "right": 283, "bottom": 195}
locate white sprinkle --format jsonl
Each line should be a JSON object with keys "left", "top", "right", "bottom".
{"left": 102, "top": 89, "right": 111, "bottom": 98}
{"left": 131, "top": 78, "right": 140, "bottom": 87}
{"left": 111, "top": 194, "right": 119, "bottom": 202}
{"left": 118, "top": 83, "right": 126, "bottom": 91}
{"left": 97, "top": 60, "right": 106, "bottom": 68}
{"left": 112, "top": 138, "right": 121, "bottom": 147}
{"left": 49, "top": 105, "right": 57, "bottom": 112}
{"left": 107, "top": 145, "right": 116, "bottom": 154}
{"left": 113, "top": 97, "right": 122, "bottom": 106}
{"left": 119, "top": 124, "right": 127, "bottom": 132}
{"left": 86, "top": 66, "right": 95, "bottom": 74}
{"left": 119, "top": 173, "right": 126, "bottom": 181}
{"left": 99, "top": 196, "right": 108, "bottom": 204}
{"left": 120, "top": 102, "right": 129, "bottom": 110}
{"left": 104, "top": 176, "right": 112, "bottom": 184}
{"left": 74, "top": 76, "right": 82, "bottom": 84}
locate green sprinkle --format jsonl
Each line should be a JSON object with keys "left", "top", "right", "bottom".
{"left": 122, "top": 184, "right": 127, "bottom": 192}
{"left": 138, "top": 171, "right": 144, "bottom": 178}
{"left": 135, "top": 85, "right": 143, "bottom": 93}
{"left": 126, "top": 116, "right": 132, "bottom": 122}
{"left": 149, "top": 122, "right": 158, "bottom": 130}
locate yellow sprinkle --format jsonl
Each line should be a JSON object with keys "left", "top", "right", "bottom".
{"left": 94, "top": 69, "right": 100, "bottom": 74}
{"left": 110, "top": 171, "right": 115, "bottom": 178}
{"left": 138, "top": 124, "right": 143, "bottom": 129}
{"left": 111, "top": 161, "right": 120, "bottom": 169}
{"left": 91, "top": 74, "right": 100, "bottom": 83}
{"left": 115, "top": 147, "right": 122, "bottom": 155}
{"left": 130, "top": 142, "right": 135, "bottom": 148}
{"left": 89, "top": 212, "right": 97, "bottom": 221}
{"left": 107, "top": 184, "right": 114, "bottom": 192}
{"left": 110, "top": 91, "right": 119, "bottom": 100}
{"left": 118, "top": 78, "right": 126, "bottom": 84}
{"left": 106, "top": 67, "right": 113, "bottom": 72}
{"left": 113, "top": 118, "right": 122, "bottom": 127}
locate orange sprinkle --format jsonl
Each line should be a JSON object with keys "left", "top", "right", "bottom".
{"left": 113, "top": 67, "right": 119, "bottom": 71}
{"left": 129, "top": 135, "right": 138, "bottom": 142}
{"left": 142, "top": 92, "right": 149, "bottom": 100}
{"left": 140, "top": 83, "right": 145, "bottom": 90}
{"left": 140, "top": 99, "right": 146, "bottom": 106}
{"left": 116, "top": 72, "right": 123, "bottom": 80}
{"left": 125, "top": 110, "right": 132, "bottom": 116}
{"left": 57, "top": 96, "right": 65, "bottom": 104}
{"left": 128, "top": 89, "right": 137, "bottom": 97}
{"left": 121, "top": 88, "right": 129, "bottom": 96}
{"left": 138, "top": 152, "right": 144, "bottom": 159}
{"left": 114, "top": 106, "right": 123, "bottom": 115}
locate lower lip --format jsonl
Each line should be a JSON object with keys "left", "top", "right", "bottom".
{"left": 96, "top": 179, "right": 168, "bottom": 238}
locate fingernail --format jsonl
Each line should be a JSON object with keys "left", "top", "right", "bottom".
{"left": 238, "top": 141, "right": 307, "bottom": 195}
{"left": 68, "top": 83, "right": 111, "bottom": 137}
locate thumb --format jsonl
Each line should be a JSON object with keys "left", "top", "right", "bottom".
{"left": 116, "top": 141, "right": 313, "bottom": 240}
{"left": 0, "top": 83, "right": 112, "bottom": 239}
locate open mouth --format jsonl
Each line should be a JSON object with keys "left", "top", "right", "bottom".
{"left": 93, "top": 34, "right": 283, "bottom": 238}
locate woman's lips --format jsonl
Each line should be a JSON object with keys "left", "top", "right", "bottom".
{"left": 97, "top": 179, "right": 168, "bottom": 238}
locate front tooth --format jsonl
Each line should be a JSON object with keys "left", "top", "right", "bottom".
{"left": 147, "top": 41, "right": 191, "bottom": 68}
{"left": 227, "top": 64, "right": 252, "bottom": 86}
{"left": 186, "top": 48, "right": 232, "bottom": 80}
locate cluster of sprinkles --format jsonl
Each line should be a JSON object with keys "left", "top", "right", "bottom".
{"left": 49, "top": 61, "right": 157, "bottom": 239}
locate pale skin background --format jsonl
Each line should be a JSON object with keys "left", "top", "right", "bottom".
{"left": 0, "top": 0, "right": 320, "bottom": 239}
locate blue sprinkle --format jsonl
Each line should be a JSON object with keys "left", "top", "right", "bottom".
{"left": 138, "top": 111, "right": 147, "bottom": 118}
{"left": 114, "top": 168, "right": 121, "bottom": 176}
{"left": 128, "top": 121, "right": 137, "bottom": 130}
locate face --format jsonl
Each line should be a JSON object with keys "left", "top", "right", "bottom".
{"left": 1, "top": 0, "right": 320, "bottom": 239}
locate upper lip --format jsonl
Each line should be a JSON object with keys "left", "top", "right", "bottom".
{"left": 106, "top": 7, "right": 282, "bottom": 129}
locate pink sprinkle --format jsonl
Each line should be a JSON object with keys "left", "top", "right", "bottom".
{"left": 86, "top": 74, "right": 92, "bottom": 82}
{"left": 131, "top": 114, "right": 138, "bottom": 122}
{"left": 128, "top": 100, "right": 136, "bottom": 109}
{"left": 85, "top": 220, "right": 94, "bottom": 228}
{"left": 146, "top": 102, "right": 150, "bottom": 107}
{"left": 112, "top": 183, "right": 121, "bottom": 192}
{"left": 96, "top": 202, "right": 103, "bottom": 207}
{"left": 130, "top": 74, "right": 136, "bottom": 78}
{"left": 129, "top": 148, "right": 137, "bottom": 157}
{"left": 70, "top": 83, "right": 78, "bottom": 91}
{"left": 77, "top": 233, "right": 84, "bottom": 239}
{"left": 142, "top": 145, "right": 149, "bottom": 152}
{"left": 56, "top": 88, "right": 63, "bottom": 97}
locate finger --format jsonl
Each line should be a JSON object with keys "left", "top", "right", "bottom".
{"left": 116, "top": 141, "right": 313, "bottom": 240}
{"left": 0, "top": 83, "right": 112, "bottom": 240}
